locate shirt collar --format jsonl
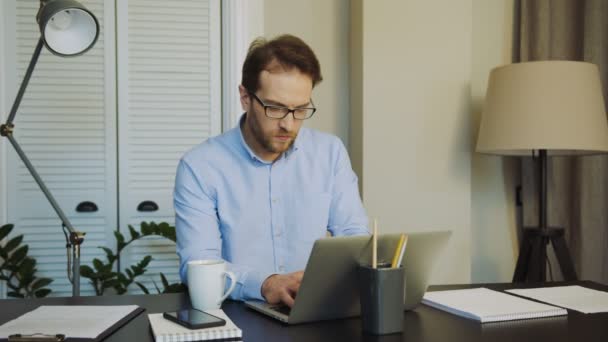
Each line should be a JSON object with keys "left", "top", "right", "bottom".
{"left": 235, "top": 113, "right": 302, "bottom": 163}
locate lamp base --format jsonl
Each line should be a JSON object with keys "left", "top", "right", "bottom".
{"left": 513, "top": 227, "right": 577, "bottom": 282}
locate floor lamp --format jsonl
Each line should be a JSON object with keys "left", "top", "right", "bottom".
{"left": 476, "top": 61, "right": 608, "bottom": 283}
{"left": 0, "top": 0, "right": 99, "bottom": 296}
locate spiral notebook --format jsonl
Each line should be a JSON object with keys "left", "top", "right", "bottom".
{"left": 422, "top": 287, "right": 568, "bottom": 323}
{"left": 148, "top": 309, "right": 241, "bottom": 342}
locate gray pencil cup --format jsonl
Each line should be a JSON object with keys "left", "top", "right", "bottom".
{"left": 358, "top": 264, "right": 405, "bottom": 335}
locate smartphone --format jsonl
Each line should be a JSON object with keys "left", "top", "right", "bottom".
{"left": 163, "top": 309, "right": 226, "bottom": 330}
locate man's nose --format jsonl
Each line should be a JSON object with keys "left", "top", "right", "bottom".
{"left": 279, "top": 111, "right": 296, "bottom": 131}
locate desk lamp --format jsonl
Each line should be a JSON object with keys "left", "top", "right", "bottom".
{"left": 476, "top": 61, "right": 608, "bottom": 282}
{"left": 0, "top": 0, "right": 99, "bottom": 296}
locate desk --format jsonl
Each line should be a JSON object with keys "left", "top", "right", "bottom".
{"left": 1, "top": 281, "right": 607, "bottom": 341}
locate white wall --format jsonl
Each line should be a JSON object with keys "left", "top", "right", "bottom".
{"left": 470, "top": 0, "right": 517, "bottom": 282}
{"left": 265, "top": 0, "right": 518, "bottom": 284}
{"left": 351, "top": 0, "right": 473, "bottom": 284}
{"left": 264, "top": 0, "right": 351, "bottom": 146}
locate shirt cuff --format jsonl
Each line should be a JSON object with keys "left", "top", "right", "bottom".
{"left": 243, "top": 269, "right": 276, "bottom": 301}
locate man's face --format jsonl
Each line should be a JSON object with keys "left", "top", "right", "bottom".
{"left": 240, "top": 67, "right": 313, "bottom": 161}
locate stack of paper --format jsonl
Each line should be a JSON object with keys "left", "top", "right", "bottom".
{"left": 422, "top": 287, "right": 567, "bottom": 323}
{"left": 148, "top": 309, "right": 242, "bottom": 342}
{"left": 507, "top": 285, "right": 608, "bottom": 314}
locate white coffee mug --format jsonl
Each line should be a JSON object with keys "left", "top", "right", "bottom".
{"left": 187, "top": 259, "right": 237, "bottom": 310}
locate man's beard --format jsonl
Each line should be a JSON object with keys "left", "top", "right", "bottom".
{"left": 248, "top": 111, "right": 296, "bottom": 154}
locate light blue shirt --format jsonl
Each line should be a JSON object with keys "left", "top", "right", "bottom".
{"left": 174, "top": 117, "right": 369, "bottom": 301}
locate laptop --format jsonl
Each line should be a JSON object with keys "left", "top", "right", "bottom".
{"left": 244, "top": 231, "right": 451, "bottom": 324}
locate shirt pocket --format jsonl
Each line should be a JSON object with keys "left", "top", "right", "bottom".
{"left": 293, "top": 192, "right": 332, "bottom": 242}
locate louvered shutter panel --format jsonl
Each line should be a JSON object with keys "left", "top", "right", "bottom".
{"left": 6, "top": 0, "right": 117, "bottom": 297}
{"left": 116, "top": 0, "right": 221, "bottom": 293}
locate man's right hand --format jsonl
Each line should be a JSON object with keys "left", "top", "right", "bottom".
{"left": 261, "top": 271, "right": 304, "bottom": 308}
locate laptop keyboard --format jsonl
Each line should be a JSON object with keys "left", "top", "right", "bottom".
{"left": 271, "top": 305, "right": 291, "bottom": 316}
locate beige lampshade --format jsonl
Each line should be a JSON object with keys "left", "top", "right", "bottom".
{"left": 476, "top": 61, "right": 608, "bottom": 156}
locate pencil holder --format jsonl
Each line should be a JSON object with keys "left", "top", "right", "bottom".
{"left": 358, "top": 264, "right": 405, "bottom": 335}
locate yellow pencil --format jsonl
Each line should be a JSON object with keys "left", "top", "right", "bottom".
{"left": 397, "top": 235, "right": 408, "bottom": 267}
{"left": 391, "top": 234, "right": 406, "bottom": 268}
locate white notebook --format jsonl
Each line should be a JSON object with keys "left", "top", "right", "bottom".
{"left": 148, "top": 309, "right": 242, "bottom": 342}
{"left": 422, "top": 287, "right": 568, "bottom": 323}
{"left": 507, "top": 285, "right": 608, "bottom": 314}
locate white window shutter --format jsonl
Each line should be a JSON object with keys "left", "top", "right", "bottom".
{"left": 116, "top": 0, "right": 221, "bottom": 294}
{"left": 6, "top": 0, "right": 117, "bottom": 297}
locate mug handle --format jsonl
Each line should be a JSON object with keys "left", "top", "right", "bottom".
{"left": 218, "top": 271, "right": 237, "bottom": 305}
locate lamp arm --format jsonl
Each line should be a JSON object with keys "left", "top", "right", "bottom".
{"left": 5, "top": 134, "right": 76, "bottom": 233}
{"left": 1, "top": 37, "right": 84, "bottom": 296}
{"left": 6, "top": 38, "right": 44, "bottom": 126}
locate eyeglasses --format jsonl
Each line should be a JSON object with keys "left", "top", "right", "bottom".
{"left": 248, "top": 91, "right": 316, "bottom": 120}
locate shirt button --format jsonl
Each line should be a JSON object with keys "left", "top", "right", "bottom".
{"left": 272, "top": 198, "right": 278, "bottom": 203}
{"left": 279, "top": 266, "right": 285, "bottom": 272}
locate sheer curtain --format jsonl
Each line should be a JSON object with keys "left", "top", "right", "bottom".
{"left": 514, "top": 0, "right": 608, "bottom": 283}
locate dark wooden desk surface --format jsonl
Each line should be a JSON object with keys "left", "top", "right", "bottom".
{"left": 1, "top": 281, "right": 607, "bottom": 341}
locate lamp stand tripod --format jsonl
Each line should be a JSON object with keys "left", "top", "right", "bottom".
{"left": 512, "top": 149, "right": 578, "bottom": 282}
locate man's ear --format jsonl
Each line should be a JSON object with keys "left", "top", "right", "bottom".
{"left": 238, "top": 84, "right": 249, "bottom": 112}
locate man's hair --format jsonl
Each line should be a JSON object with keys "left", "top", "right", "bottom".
{"left": 241, "top": 34, "right": 323, "bottom": 93}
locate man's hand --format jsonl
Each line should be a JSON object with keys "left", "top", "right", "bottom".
{"left": 261, "top": 271, "right": 304, "bottom": 308}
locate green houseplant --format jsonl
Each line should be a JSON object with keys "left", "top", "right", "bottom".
{"left": 0, "top": 223, "right": 53, "bottom": 298}
{"left": 80, "top": 221, "right": 186, "bottom": 295}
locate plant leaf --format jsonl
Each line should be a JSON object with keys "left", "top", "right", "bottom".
{"left": 159, "top": 223, "right": 176, "bottom": 242}
{"left": 151, "top": 279, "right": 161, "bottom": 294}
{"left": 0, "top": 224, "right": 13, "bottom": 240}
{"left": 31, "top": 277, "right": 53, "bottom": 291}
{"left": 80, "top": 265, "right": 95, "bottom": 278}
{"left": 34, "top": 289, "right": 51, "bottom": 298}
{"left": 99, "top": 247, "right": 115, "bottom": 262}
{"left": 103, "top": 279, "right": 121, "bottom": 289}
{"left": 140, "top": 255, "right": 152, "bottom": 268}
{"left": 7, "top": 291, "right": 24, "bottom": 298}
{"left": 92, "top": 258, "right": 104, "bottom": 272}
{"left": 114, "top": 231, "right": 125, "bottom": 250}
{"left": 163, "top": 283, "right": 187, "bottom": 294}
{"left": 141, "top": 222, "right": 151, "bottom": 235}
{"left": 115, "top": 286, "right": 127, "bottom": 295}
{"left": 135, "top": 282, "right": 150, "bottom": 294}
{"left": 4, "top": 235, "right": 24, "bottom": 253}
{"left": 18, "top": 257, "right": 36, "bottom": 273}
{"left": 117, "top": 273, "right": 128, "bottom": 284}
{"left": 8, "top": 245, "right": 28, "bottom": 264}
{"left": 160, "top": 272, "right": 169, "bottom": 289}
{"left": 98, "top": 270, "right": 115, "bottom": 281}
{"left": 128, "top": 225, "right": 140, "bottom": 240}
{"left": 152, "top": 222, "right": 161, "bottom": 235}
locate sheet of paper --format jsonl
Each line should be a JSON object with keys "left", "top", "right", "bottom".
{"left": 422, "top": 287, "right": 566, "bottom": 323}
{"left": 0, "top": 305, "right": 139, "bottom": 339}
{"left": 507, "top": 286, "right": 608, "bottom": 314}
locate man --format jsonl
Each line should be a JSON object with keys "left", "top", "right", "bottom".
{"left": 174, "top": 34, "right": 368, "bottom": 308}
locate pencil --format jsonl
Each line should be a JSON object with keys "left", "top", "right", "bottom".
{"left": 397, "top": 235, "right": 408, "bottom": 267}
{"left": 372, "top": 219, "right": 378, "bottom": 269}
{"left": 391, "top": 234, "right": 406, "bottom": 268}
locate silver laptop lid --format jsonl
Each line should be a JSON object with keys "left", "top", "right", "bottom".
{"left": 287, "top": 231, "right": 450, "bottom": 324}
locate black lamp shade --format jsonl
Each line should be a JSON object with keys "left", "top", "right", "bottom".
{"left": 36, "top": 0, "right": 100, "bottom": 57}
